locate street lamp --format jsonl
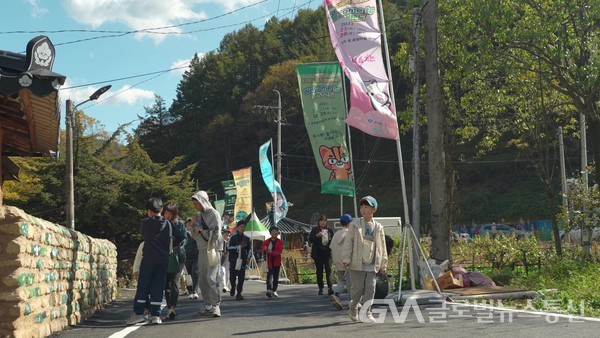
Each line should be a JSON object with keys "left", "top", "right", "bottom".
{"left": 65, "top": 85, "right": 111, "bottom": 229}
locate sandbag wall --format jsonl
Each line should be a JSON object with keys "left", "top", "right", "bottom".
{"left": 0, "top": 206, "right": 118, "bottom": 338}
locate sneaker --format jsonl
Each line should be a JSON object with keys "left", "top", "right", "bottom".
{"left": 330, "top": 294, "right": 343, "bottom": 310}
{"left": 328, "top": 288, "right": 335, "bottom": 296}
{"left": 230, "top": 289, "right": 235, "bottom": 297}
{"left": 266, "top": 291, "right": 272, "bottom": 298}
{"left": 348, "top": 306, "right": 358, "bottom": 322}
{"left": 361, "top": 311, "right": 376, "bottom": 323}
{"left": 167, "top": 308, "right": 176, "bottom": 320}
{"left": 272, "top": 291, "right": 279, "bottom": 298}
{"left": 222, "top": 287, "right": 229, "bottom": 293}
{"left": 211, "top": 306, "right": 221, "bottom": 318}
{"left": 150, "top": 316, "right": 162, "bottom": 324}
{"left": 236, "top": 294, "right": 244, "bottom": 301}
{"left": 188, "top": 293, "right": 194, "bottom": 299}
{"left": 193, "top": 293, "right": 199, "bottom": 299}
{"left": 318, "top": 288, "right": 324, "bottom": 295}
{"left": 197, "top": 304, "right": 213, "bottom": 316}
{"left": 125, "top": 313, "right": 145, "bottom": 325}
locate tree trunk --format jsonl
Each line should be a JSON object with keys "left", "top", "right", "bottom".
{"left": 546, "top": 186, "right": 562, "bottom": 258}
{"left": 589, "top": 119, "right": 600, "bottom": 185}
{"left": 423, "top": 0, "right": 450, "bottom": 262}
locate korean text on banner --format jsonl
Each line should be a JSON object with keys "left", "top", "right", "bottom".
{"left": 296, "top": 62, "right": 355, "bottom": 197}
{"left": 222, "top": 180, "right": 237, "bottom": 227}
{"left": 324, "top": 0, "right": 399, "bottom": 140}
{"left": 232, "top": 167, "right": 252, "bottom": 223}
{"left": 259, "top": 140, "right": 289, "bottom": 223}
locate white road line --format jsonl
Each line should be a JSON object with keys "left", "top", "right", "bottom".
{"left": 108, "top": 302, "right": 166, "bottom": 338}
{"left": 452, "top": 301, "right": 600, "bottom": 322}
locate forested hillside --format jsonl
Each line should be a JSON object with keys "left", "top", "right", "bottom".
{"left": 6, "top": 1, "right": 596, "bottom": 257}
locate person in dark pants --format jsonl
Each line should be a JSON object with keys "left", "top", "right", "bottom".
{"left": 262, "top": 226, "right": 284, "bottom": 298}
{"left": 163, "top": 202, "right": 187, "bottom": 320}
{"left": 226, "top": 220, "right": 251, "bottom": 300}
{"left": 127, "top": 198, "right": 184, "bottom": 325}
{"left": 184, "top": 217, "right": 200, "bottom": 299}
{"left": 309, "top": 214, "right": 335, "bottom": 296}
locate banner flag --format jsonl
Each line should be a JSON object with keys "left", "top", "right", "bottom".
{"left": 214, "top": 200, "right": 225, "bottom": 218}
{"left": 232, "top": 167, "right": 252, "bottom": 223}
{"left": 324, "top": 0, "right": 399, "bottom": 140}
{"left": 259, "top": 139, "right": 289, "bottom": 223}
{"left": 221, "top": 180, "right": 237, "bottom": 227}
{"left": 296, "top": 62, "right": 355, "bottom": 197}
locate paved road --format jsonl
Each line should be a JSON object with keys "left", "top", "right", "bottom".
{"left": 52, "top": 281, "right": 600, "bottom": 338}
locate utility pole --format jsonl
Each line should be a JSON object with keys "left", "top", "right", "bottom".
{"left": 410, "top": 6, "right": 421, "bottom": 288}
{"left": 274, "top": 90, "right": 282, "bottom": 187}
{"left": 411, "top": 6, "right": 421, "bottom": 250}
{"left": 580, "top": 113, "right": 591, "bottom": 255}
{"left": 65, "top": 85, "right": 111, "bottom": 230}
{"left": 254, "top": 90, "right": 283, "bottom": 186}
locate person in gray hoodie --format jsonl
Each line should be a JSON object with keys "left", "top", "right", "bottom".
{"left": 191, "top": 190, "right": 223, "bottom": 318}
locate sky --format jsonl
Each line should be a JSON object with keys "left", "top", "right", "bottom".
{"left": 2, "top": 0, "right": 323, "bottom": 133}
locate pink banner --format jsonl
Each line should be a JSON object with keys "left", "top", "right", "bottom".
{"left": 324, "top": 0, "right": 399, "bottom": 140}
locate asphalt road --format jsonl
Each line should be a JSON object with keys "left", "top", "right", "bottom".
{"left": 52, "top": 281, "right": 600, "bottom": 338}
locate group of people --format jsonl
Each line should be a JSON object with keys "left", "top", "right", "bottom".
{"left": 127, "top": 192, "right": 387, "bottom": 325}
{"left": 309, "top": 195, "right": 389, "bottom": 323}
{"left": 127, "top": 190, "right": 285, "bottom": 325}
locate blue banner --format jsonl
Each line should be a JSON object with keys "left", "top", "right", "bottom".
{"left": 259, "top": 139, "right": 288, "bottom": 223}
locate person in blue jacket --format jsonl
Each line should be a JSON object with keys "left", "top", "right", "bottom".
{"left": 126, "top": 197, "right": 184, "bottom": 325}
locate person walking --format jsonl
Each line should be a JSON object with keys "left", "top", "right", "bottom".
{"left": 191, "top": 190, "right": 223, "bottom": 318}
{"left": 126, "top": 198, "right": 184, "bottom": 325}
{"left": 162, "top": 202, "right": 187, "bottom": 320}
{"left": 342, "top": 196, "right": 388, "bottom": 323}
{"left": 329, "top": 213, "right": 353, "bottom": 310}
{"left": 309, "top": 214, "right": 334, "bottom": 296}
{"left": 226, "top": 220, "right": 251, "bottom": 300}
{"left": 220, "top": 228, "right": 232, "bottom": 293}
{"left": 184, "top": 217, "right": 200, "bottom": 299}
{"left": 261, "top": 226, "right": 284, "bottom": 298}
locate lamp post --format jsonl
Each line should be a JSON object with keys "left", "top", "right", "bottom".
{"left": 65, "top": 85, "right": 111, "bottom": 229}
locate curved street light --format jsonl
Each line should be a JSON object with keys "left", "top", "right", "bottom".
{"left": 65, "top": 85, "right": 111, "bottom": 229}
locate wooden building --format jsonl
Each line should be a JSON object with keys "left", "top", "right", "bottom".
{"left": 0, "top": 36, "right": 66, "bottom": 204}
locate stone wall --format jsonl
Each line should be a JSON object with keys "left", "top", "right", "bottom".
{"left": 0, "top": 206, "right": 118, "bottom": 338}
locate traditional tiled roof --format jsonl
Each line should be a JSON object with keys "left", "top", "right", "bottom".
{"left": 0, "top": 36, "right": 66, "bottom": 157}
{"left": 260, "top": 215, "right": 311, "bottom": 234}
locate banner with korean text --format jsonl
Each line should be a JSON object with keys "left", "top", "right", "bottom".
{"left": 296, "top": 62, "right": 355, "bottom": 197}
{"left": 259, "top": 139, "right": 289, "bottom": 223}
{"left": 324, "top": 0, "right": 399, "bottom": 139}
{"left": 232, "top": 167, "right": 252, "bottom": 223}
{"left": 221, "top": 180, "right": 237, "bottom": 227}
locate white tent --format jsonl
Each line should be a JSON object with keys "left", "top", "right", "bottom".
{"left": 245, "top": 211, "right": 269, "bottom": 241}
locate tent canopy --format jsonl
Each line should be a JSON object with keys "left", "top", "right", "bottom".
{"left": 245, "top": 212, "right": 269, "bottom": 240}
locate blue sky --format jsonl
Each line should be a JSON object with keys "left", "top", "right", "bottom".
{"left": 2, "top": 0, "right": 322, "bottom": 133}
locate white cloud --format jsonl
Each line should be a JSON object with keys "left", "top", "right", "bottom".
{"left": 63, "top": 0, "right": 208, "bottom": 43}
{"left": 61, "top": 82, "right": 155, "bottom": 107}
{"left": 170, "top": 59, "right": 191, "bottom": 76}
{"left": 25, "top": 0, "right": 48, "bottom": 17}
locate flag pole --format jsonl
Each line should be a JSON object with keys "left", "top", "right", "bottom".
{"left": 377, "top": 0, "right": 410, "bottom": 226}
{"left": 341, "top": 67, "right": 359, "bottom": 218}
{"left": 270, "top": 138, "right": 278, "bottom": 225}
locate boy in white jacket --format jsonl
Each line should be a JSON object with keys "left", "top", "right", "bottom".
{"left": 329, "top": 214, "right": 353, "bottom": 310}
{"left": 342, "top": 196, "right": 388, "bottom": 323}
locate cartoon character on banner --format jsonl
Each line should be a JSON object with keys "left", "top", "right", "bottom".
{"left": 320, "top": 145, "right": 352, "bottom": 181}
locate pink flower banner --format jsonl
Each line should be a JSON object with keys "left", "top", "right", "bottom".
{"left": 324, "top": 0, "right": 399, "bottom": 140}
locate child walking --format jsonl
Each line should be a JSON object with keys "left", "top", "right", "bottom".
{"left": 342, "top": 196, "right": 388, "bottom": 323}
{"left": 261, "top": 227, "right": 284, "bottom": 298}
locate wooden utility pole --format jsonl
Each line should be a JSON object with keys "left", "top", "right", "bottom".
{"left": 423, "top": 0, "right": 450, "bottom": 262}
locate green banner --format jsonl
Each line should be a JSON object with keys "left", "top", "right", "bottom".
{"left": 222, "top": 180, "right": 237, "bottom": 227}
{"left": 296, "top": 62, "right": 354, "bottom": 197}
